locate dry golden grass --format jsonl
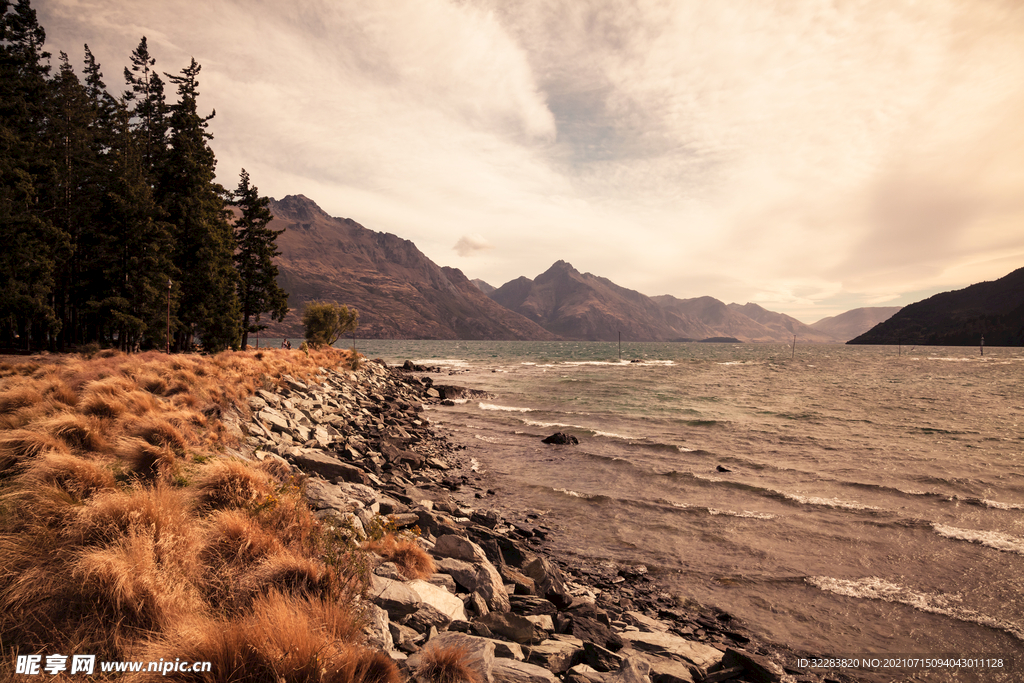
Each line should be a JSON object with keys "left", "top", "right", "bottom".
{"left": 418, "top": 645, "right": 481, "bottom": 683}
{"left": 363, "top": 534, "right": 436, "bottom": 580}
{"left": 128, "top": 592, "right": 397, "bottom": 683}
{"left": 0, "top": 347, "right": 374, "bottom": 667}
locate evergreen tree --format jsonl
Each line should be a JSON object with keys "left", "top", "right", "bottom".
{"left": 122, "top": 37, "right": 167, "bottom": 176}
{"left": 160, "top": 58, "right": 239, "bottom": 352}
{"left": 97, "top": 96, "right": 177, "bottom": 351}
{"left": 233, "top": 169, "right": 288, "bottom": 349}
{"left": 0, "top": 0, "right": 67, "bottom": 349}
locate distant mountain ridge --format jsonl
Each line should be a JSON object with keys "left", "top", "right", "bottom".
{"left": 849, "top": 268, "right": 1024, "bottom": 346}
{"left": 260, "top": 195, "right": 557, "bottom": 340}
{"left": 260, "top": 194, "right": 898, "bottom": 343}
{"left": 487, "top": 262, "right": 847, "bottom": 342}
{"left": 812, "top": 307, "right": 902, "bottom": 342}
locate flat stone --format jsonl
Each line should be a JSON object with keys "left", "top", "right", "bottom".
{"left": 407, "top": 578, "right": 468, "bottom": 622}
{"left": 290, "top": 448, "right": 369, "bottom": 484}
{"left": 619, "top": 632, "right": 723, "bottom": 670}
{"left": 479, "top": 611, "right": 543, "bottom": 645}
{"left": 612, "top": 658, "right": 652, "bottom": 683}
{"left": 527, "top": 639, "right": 583, "bottom": 674}
{"left": 492, "top": 658, "right": 558, "bottom": 683}
{"left": 636, "top": 655, "right": 696, "bottom": 683}
{"left": 369, "top": 575, "right": 421, "bottom": 619}
{"left": 624, "top": 612, "right": 671, "bottom": 633}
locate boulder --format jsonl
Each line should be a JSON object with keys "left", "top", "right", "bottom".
{"left": 637, "top": 656, "right": 696, "bottom": 683}
{"left": 567, "top": 664, "right": 612, "bottom": 683}
{"left": 434, "top": 535, "right": 510, "bottom": 612}
{"left": 612, "top": 658, "right": 652, "bottom": 683}
{"left": 720, "top": 648, "right": 784, "bottom": 683}
{"left": 619, "top": 632, "right": 723, "bottom": 670}
{"left": 492, "top": 659, "right": 559, "bottom": 683}
{"left": 569, "top": 616, "right": 624, "bottom": 652}
{"left": 407, "top": 579, "right": 468, "bottom": 623}
{"left": 528, "top": 639, "right": 583, "bottom": 674}
{"left": 479, "top": 612, "right": 544, "bottom": 645}
{"left": 418, "top": 632, "right": 496, "bottom": 683}
{"left": 369, "top": 575, "right": 421, "bottom": 619}
{"left": 582, "top": 643, "right": 626, "bottom": 673}
{"left": 290, "top": 448, "right": 370, "bottom": 484}
{"left": 362, "top": 604, "right": 394, "bottom": 652}
{"left": 523, "top": 556, "right": 572, "bottom": 609}
{"left": 405, "top": 602, "right": 455, "bottom": 632}
{"left": 542, "top": 432, "right": 579, "bottom": 445}
{"left": 509, "top": 595, "right": 557, "bottom": 616}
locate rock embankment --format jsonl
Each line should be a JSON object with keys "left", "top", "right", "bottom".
{"left": 238, "top": 359, "right": 855, "bottom": 683}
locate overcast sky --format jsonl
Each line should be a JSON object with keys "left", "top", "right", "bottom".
{"left": 37, "top": 0, "right": 1024, "bottom": 322}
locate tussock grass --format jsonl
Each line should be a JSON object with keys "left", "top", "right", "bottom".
{"left": 128, "top": 592, "right": 397, "bottom": 683}
{"left": 418, "top": 645, "right": 481, "bottom": 683}
{"left": 363, "top": 533, "right": 436, "bottom": 580}
{"left": 0, "top": 347, "right": 373, "bottom": 666}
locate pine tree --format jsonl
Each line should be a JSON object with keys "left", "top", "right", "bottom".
{"left": 123, "top": 37, "right": 167, "bottom": 176}
{"left": 233, "top": 169, "right": 289, "bottom": 349}
{"left": 160, "top": 58, "right": 239, "bottom": 352}
{"left": 0, "top": 0, "right": 68, "bottom": 349}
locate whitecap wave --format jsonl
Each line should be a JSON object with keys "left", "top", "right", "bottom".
{"left": 782, "top": 493, "right": 883, "bottom": 511}
{"left": 554, "top": 487, "right": 595, "bottom": 499}
{"left": 479, "top": 402, "right": 532, "bottom": 412}
{"left": 806, "top": 576, "right": 1024, "bottom": 642}
{"left": 931, "top": 524, "right": 1024, "bottom": 555}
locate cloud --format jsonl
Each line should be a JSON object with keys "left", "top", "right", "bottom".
{"left": 454, "top": 234, "right": 495, "bottom": 257}
{"left": 35, "top": 0, "right": 1024, "bottom": 322}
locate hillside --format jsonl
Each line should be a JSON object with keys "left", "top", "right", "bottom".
{"left": 260, "top": 196, "right": 558, "bottom": 340}
{"left": 487, "top": 261, "right": 715, "bottom": 342}
{"left": 849, "top": 268, "right": 1024, "bottom": 346}
{"left": 811, "top": 307, "right": 902, "bottom": 342}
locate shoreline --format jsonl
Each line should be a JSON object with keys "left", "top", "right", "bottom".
{"left": 242, "top": 356, "right": 863, "bottom": 683}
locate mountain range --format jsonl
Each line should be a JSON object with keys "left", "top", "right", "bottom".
{"left": 260, "top": 195, "right": 899, "bottom": 343}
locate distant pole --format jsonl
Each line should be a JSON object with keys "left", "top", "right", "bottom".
{"left": 981, "top": 335, "right": 985, "bottom": 356}
{"left": 791, "top": 334, "right": 796, "bottom": 360}
{"left": 618, "top": 331, "right": 621, "bottom": 361}
{"left": 166, "top": 279, "right": 171, "bottom": 354}
{"left": 898, "top": 338, "right": 901, "bottom": 357}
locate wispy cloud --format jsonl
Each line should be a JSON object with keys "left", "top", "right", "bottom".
{"left": 38, "top": 0, "right": 1024, "bottom": 321}
{"left": 454, "top": 234, "right": 494, "bottom": 257}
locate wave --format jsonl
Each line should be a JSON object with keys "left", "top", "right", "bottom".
{"left": 414, "top": 358, "right": 467, "bottom": 366}
{"left": 806, "top": 576, "right": 1024, "bottom": 642}
{"left": 520, "top": 419, "right": 640, "bottom": 441}
{"left": 953, "top": 496, "right": 1024, "bottom": 511}
{"left": 479, "top": 402, "right": 533, "bottom": 412}
{"left": 931, "top": 524, "right": 1024, "bottom": 555}
{"left": 473, "top": 434, "right": 501, "bottom": 444}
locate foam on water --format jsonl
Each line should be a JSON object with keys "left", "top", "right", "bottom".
{"left": 781, "top": 492, "right": 884, "bottom": 512}
{"left": 806, "top": 576, "right": 1024, "bottom": 642}
{"left": 479, "top": 402, "right": 532, "bottom": 412}
{"left": 931, "top": 524, "right": 1024, "bottom": 555}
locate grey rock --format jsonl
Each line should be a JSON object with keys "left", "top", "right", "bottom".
{"left": 479, "top": 612, "right": 544, "bottom": 645}
{"left": 527, "top": 639, "right": 583, "bottom": 674}
{"left": 418, "top": 631, "right": 496, "bottom": 683}
{"left": 434, "top": 535, "right": 510, "bottom": 612}
{"left": 523, "top": 556, "right": 572, "bottom": 609}
{"left": 407, "top": 578, "right": 468, "bottom": 623}
{"left": 720, "top": 648, "right": 785, "bottom": 683}
{"left": 370, "top": 575, "right": 421, "bottom": 619}
{"left": 619, "top": 632, "right": 723, "bottom": 670}
{"left": 405, "top": 601, "right": 454, "bottom": 632}
{"left": 362, "top": 604, "right": 394, "bottom": 652}
{"left": 492, "top": 658, "right": 559, "bottom": 683}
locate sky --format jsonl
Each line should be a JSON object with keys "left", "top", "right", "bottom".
{"left": 36, "top": 0, "right": 1024, "bottom": 323}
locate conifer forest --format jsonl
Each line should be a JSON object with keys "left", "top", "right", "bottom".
{"left": 0, "top": 0, "right": 289, "bottom": 353}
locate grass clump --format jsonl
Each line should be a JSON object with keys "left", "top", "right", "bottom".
{"left": 417, "top": 645, "right": 481, "bottom": 683}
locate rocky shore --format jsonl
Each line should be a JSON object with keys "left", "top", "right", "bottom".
{"left": 235, "top": 358, "right": 861, "bottom": 683}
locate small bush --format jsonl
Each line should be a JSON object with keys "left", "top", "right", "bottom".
{"left": 302, "top": 301, "right": 359, "bottom": 348}
{"left": 362, "top": 534, "right": 435, "bottom": 580}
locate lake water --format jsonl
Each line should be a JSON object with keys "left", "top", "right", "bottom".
{"left": 350, "top": 341, "right": 1024, "bottom": 681}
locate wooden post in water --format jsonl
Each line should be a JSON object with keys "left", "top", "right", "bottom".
{"left": 981, "top": 335, "right": 984, "bottom": 356}
{"left": 618, "top": 331, "right": 621, "bottom": 361}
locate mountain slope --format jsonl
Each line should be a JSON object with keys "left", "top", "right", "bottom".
{"left": 488, "top": 261, "right": 713, "bottom": 341}
{"left": 726, "top": 303, "right": 837, "bottom": 343}
{"left": 811, "top": 307, "right": 902, "bottom": 343}
{"left": 261, "top": 195, "right": 558, "bottom": 340}
{"left": 849, "top": 268, "right": 1024, "bottom": 346}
